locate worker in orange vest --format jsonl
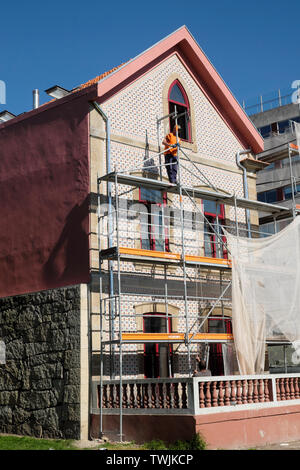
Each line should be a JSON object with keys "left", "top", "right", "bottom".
{"left": 162, "top": 125, "right": 181, "bottom": 184}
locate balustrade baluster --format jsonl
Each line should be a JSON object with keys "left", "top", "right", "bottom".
{"left": 290, "top": 378, "right": 295, "bottom": 400}
{"left": 136, "top": 383, "right": 142, "bottom": 408}
{"left": 224, "top": 381, "right": 230, "bottom": 406}
{"left": 285, "top": 378, "right": 290, "bottom": 400}
{"left": 242, "top": 380, "right": 248, "bottom": 404}
{"left": 294, "top": 378, "right": 300, "bottom": 399}
{"left": 218, "top": 381, "right": 224, "bottom": 406}
{"left": 230, "top": 380, "right": 236, "bottom": 405}
{"left": 158, "top": 383, "right": 164, "bottom": 408}
{"left": 280, "top": 378, "right": 286, "bottom": 400}
{"left": 205, "top": 381, "right": 211, "bottom": 407}
{"left": 129, "top": 383, "right": 135, "bottom": 408}
{"left": 109, "top": 384, "right": 114, "bottom": 408}
{"left": 276, "top": 378, "right": 281, "bottom": 400}
{"left": 151, "top": 383, "right": 157, "bottom": 408}
{"left": 122, "top": 384, "right": 128, "bottom": 408}
{"left": 173, "top": 383, "right": 179, "bottom": 408}
{"left": 115, "top": 384, "right": 120, "bottom": 408}
{"left": 166, "top": 383, "right": 171, "bottom": 408}
{"left": 264, "top": 379, "right": 270, "bottom": 402}
{"left": 102, "top": 384, "right": 108, "bottom": 408}
{"left": 143, "top": 383, "right": 149, "bottom": 408}
{"left": 212, "top": 382, "right": 218, "bottom": 407}
{"left": 253, "top": 379, "right": 259, "bottom": 403}
{"left": 236, "top": 380, "right": 242, "bottom": 405}
{"left": 181, "top": 382, "right": 188, "bottom": 408}
{"left": 258, "top": 379, "right": 264, "bottom": 402}
{"left": 199, "top": 382, "right": 205, "bottom": 408}
{"left": 247, "top": 380, "right": 253, "bottom": 404}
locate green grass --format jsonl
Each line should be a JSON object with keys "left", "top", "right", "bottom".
{"left": 0, "top": 435, "right": 78, "bottom": 450}
{"left": 0, "top": 433, "right": 206, "bottom": 451}
{"left": 0, "top": 435, "right": 145, "bottom": 451}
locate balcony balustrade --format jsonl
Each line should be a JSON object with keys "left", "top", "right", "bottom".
{"left": 91, "top": 374, "right": 300, "bottom": 416}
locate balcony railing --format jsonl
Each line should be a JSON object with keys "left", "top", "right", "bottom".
{"left": 244, "top": 88, "right": 298, "bottom": 116}
{"left": 91, "top": 374, "right": 300, "bottom": 416}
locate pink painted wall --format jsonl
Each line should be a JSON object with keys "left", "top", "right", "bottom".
{"left": 91, "top": 404, "right": 300, "bottom": 449}
{"left": 0, "top": 96, "right": 91, "bottom": 297}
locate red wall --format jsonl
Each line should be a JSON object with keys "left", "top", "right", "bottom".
{"left": 0, "top": 96, "right": 90, "bottom": 297}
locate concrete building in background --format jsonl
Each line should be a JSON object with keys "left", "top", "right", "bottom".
{"left": 248, "top": 91, "right": 300, "bottom": 235}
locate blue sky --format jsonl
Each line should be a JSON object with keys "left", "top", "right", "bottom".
{"left": 1, "top": 0, "right": 299, "bottom": 116}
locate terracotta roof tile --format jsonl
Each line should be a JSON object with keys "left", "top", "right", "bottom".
{"left": 74, "top": 62, "right": 127, "bottom": 92}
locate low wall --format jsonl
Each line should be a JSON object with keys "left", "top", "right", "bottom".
{"left": 90, "top": 403, "right": 300, "bottom": 449}
{"left": 0, "top": 285, "right": 82, "bottom": 439}
{"left": 195, "top": 403, "right": 300, "bottom": 449}
{"left": 92, "top": 374, "right": 300, "bottom": 448}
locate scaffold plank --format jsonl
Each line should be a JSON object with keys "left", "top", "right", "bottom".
{"left": 98, "top": 172, "right": 292, "bottom": 215}
{"left": 100, "top": 246, "right": 231, "bottom": 268}
{"left": 120, "top": 332, "right": 234, "bottom": 343}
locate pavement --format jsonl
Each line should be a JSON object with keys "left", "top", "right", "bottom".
{"left": 252, "top": 440, "right": 300, "bottom": 451}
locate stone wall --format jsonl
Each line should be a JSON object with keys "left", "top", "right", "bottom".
{"left": 0, "top": 285, "right": 82, "bottom": 439}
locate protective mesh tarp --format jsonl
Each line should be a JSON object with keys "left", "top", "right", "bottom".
{"left": 295, "top": 121, "right": 300, "bottom": 150}
{"left": 224, "top": 216, "right": 300, "bottom": 374}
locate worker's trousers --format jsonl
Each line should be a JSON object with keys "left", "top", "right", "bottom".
{"left": 165, "top": 153, "right": 178, "bottom": 184}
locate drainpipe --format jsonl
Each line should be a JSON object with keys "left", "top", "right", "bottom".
{"left": 93, "top": 101, "right": 115, "bottom": 378}
{"left": 236, "top": 149, "right": 252, "bottom": 238}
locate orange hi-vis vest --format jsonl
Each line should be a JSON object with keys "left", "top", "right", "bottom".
{"left": 164, "top": 133, "right": 180, "bottom": 156}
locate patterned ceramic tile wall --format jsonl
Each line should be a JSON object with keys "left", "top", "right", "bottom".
{"left": 95, "top": 53, "right": 250, "bottom": 378}
{"left": 102, "top": 54, "right": 245, "bottom": 167}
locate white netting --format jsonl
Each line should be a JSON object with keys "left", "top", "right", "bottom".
{"left": 295, "top": 121, "right": 300, "bottom": 150}
{"left": 224, "top": 216, "right": 300, "bottom": 374}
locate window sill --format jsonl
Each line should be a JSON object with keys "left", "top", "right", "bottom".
{"left": 180, "top": 140, "right": 197, "bottom": 153}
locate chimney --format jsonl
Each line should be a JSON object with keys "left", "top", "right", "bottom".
{"left": 33, "top": 89, "right": 39, "bottom": 109}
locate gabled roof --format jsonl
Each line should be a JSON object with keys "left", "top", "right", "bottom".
{"left": 90, "top": 25, "right": 263, "bottom": 154}
{"left": 0, "top": 26, "right": 263, "bottom": 154}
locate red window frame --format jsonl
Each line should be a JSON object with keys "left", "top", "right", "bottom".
{"left": 208, "top": 317, "right": 232, "bottom": 334}
{"left": 139, "top": 189, "right": 169, "bottom": 252}
{"left": 168, "top": 80, "right": 191, "bottom": 142}
{"left": 143, "top": 313, "right": 173, "bottom": 378}
{"left": 203, "top": 202, "right": 227, "bottom": 259}
{"left": 207, "top": 317, "right": 232, "bottom": 376}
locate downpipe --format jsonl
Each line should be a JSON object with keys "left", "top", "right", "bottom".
{"left": 236, "top": 149, "right": 252, "bottom": 238}
{"left": 93, "top": 102, "right": 115, "bottom": 378}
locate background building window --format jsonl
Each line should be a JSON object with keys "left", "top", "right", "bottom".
{"left": 257, "top": 188, "right": 283, "bottom": 204}
{"left": 283, "top": 183, "right": 300, "bottom": 200}
{"left": 168, "top": 80, "right": 191, "bottom": 141}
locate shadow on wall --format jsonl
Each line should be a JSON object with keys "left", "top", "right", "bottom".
{"left": 43, "top": 197, "right": 89, "bottom": 286}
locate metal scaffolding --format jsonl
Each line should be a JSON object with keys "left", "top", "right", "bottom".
{"left": 96, "top": 108, "right": 293, "bottom": 440}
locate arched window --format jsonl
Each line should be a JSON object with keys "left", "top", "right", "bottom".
{"left": 168, "top": 80, "right": 191, "bottom": 141}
